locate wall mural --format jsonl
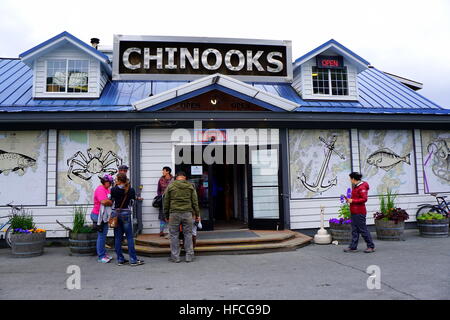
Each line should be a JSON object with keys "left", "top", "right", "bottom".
{"left": 0, "top": 131, "right": 48, "bottom": 205}
{"left": 359, "top": 130, "right": 416, "bottom": 195}
{"left": 57, "top": 130, "right": 130, "bottom": 205}
{"left": 421, "top": 130, "right": 450, "bottom": 193}
{"left": 289, "top": 129, "right": 351, "bottom": 199}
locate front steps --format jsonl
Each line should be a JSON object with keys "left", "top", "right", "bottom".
{"left": 124, "top": 230, "right": 312, "bottom": 257}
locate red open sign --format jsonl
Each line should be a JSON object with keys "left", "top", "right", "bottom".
{"left": 316, "top": 56, "right": 344, "bottom": 69}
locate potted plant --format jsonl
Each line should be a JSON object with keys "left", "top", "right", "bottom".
{"left": 10, "top": 209, "right": 46, "bottom": 258}
{"left": 57, "top": 206, "right": 96, "bottom": 256}
{"left": 328, "top": 189, "right": 352, "bottom": 244}
{"left": 416, "top": 212, "right": 448, "bottom": 238}
{"left": 374, "top": 189, "right": 409, "bottom": 241}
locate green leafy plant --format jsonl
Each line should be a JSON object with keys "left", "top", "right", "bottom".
{"left": 72, "top": 206, "right": 93, "bottom": 234}
{"left": 10, "top": 208, "right": 35, "bottom": 233}
{"left": 338, "top": 203, "right": 351, "bottom": 220}
{"left": 374, "top": 189, "right": 409, "bottom": 224}
{"left": 417, "top": 212, "right": 447, "bottom": 221}
{"left": 379, "top": 188, "right": 397, "bottom": 215}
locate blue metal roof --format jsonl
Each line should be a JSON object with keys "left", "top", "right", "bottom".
{"left": 293, "top": 39, "right": 371, "bottom": 68}
{"left": 19, "top": 31, "right": 110, "bottom": 63}
{"left": 0, "top": 58, "right": 448, "bottom": 114}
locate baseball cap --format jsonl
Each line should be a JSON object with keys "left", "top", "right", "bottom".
{"left": 99, "top": 174, "right": 114, "bottom": 184}
{"left": 118, "top": 165, "right": 129, "bottom": 170}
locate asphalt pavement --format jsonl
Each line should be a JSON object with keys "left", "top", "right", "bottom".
{"left": 0, "top": 230, "right": 449, "bottom": 300}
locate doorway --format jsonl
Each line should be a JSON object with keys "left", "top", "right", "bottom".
{"left": 174, "top": 144, "right": 282, "bottom": 231}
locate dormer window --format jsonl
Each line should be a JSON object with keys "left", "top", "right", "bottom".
{"left": 46, "top": 59, "right": 89, "bottom": 93}
{"left": 312, "top": 66, "right": 348, "bottom": 96}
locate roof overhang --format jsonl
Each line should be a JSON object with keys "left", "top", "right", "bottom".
{"left": 293, "top": 39, "right": 370, "bottom": 74}
{"left": 19, "top": 31, "right": 112, "bottom": 75}
{"left": 132, "top": 74, "right": 300, "bottom": 112}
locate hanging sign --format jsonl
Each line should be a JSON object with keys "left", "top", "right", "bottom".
{"left": 113, "top": 35, "right": 293, "bottom": 82}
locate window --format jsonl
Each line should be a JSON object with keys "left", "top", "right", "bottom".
{"left": 46, "top": 59, "right": 89, "bottom": 93}
{"left": 312, "top": 66, "right": 348, "bottom": 96}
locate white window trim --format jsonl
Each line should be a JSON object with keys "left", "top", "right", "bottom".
{"left": 45, "top": 58, "right": 90, "bottom": 94}
{"left": 312, "top": 66, "right": 349, "bottom": 97}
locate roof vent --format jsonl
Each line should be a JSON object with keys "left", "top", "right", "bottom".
{"left": 90, "top": 38, "right": 100, "bottom": 49}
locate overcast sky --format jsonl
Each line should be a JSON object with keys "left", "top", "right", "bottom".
{"left": 1, "top": 0, "right": 449, "bottom": 108}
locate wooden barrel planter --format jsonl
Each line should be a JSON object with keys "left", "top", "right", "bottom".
{"left": 11, "top": 232, "right": 46, "bottom": 258}
{"left": 329, "top": 223, "right": 352, "bottom": 244}
{"left": 69, "top": 231, "right": 97, "bottom": 256}
{"left": 375, "top": 220, "right": 405, "bottom": 241}
{"left": 417, "top": 218, "right": 449, "bottom": 238}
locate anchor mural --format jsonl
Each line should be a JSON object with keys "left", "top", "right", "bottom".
{"left": 298, "top": 134, "right": 346, "bottom": 194}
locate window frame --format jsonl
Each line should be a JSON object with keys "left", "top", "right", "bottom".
{"left": 45, "top": 59, "right": 90, "bottom": 94}
{"left": 312, "top": 66, "right": 348, "bottom": 97}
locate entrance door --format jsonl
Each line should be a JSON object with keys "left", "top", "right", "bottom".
{"left": 247, "top": 145, "right": 283, "bottom": 230}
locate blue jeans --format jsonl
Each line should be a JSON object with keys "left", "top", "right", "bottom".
{"left": 350, "top": 214, "right": 375, "bottom": 250}
{"left": 91, "top": 213, "right": 109, "bottom": 259}
{"left": 113, "top": 210, "right": 138, "bottom": 263}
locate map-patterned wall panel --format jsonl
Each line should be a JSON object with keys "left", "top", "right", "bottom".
{"left": 57, "top": 130, "right": 130, "bottom": 205}
{"left": 0, "top": 131, "right": 48, "bottom": 206}
{"left": 359, "top": 130, "right": 417, "bottom": 196}
{"left": 421, "top": 130, "right": 450, "bottom": 194}
{"left": 289, "top": 129, "right": 352, "bottom": 199}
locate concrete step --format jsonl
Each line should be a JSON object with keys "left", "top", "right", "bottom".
{"left": 135, "top": 230, "right": 296, "bottom": 247}
{"left": 124, "top": 231, "right": 312, "bottom": 257}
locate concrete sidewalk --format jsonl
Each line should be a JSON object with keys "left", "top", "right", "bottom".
{"left": 0, "top": 230, "right": 449, "bottom": 300}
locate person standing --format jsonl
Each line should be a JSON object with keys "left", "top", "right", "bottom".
{"left": 344, "top": 172, "right": 376, "bottom": 253}
{"left": 163, "top": 171, "right": 200, "bottom": 263}
{"left": 111, "top": 173, "right": 144, "bottom": 266}
{"left": 157, "top": 167, "right": 174, "bottom": 237}
{"left": 91, "top": 174, "right": 114, "bottom": 263}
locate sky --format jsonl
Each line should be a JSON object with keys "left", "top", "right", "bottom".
{"left": 1, "top": 0, "right": 449, "bottom": 108}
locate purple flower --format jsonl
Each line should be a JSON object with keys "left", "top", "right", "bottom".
{"left": 347, "top": 188, "right": 352, "bottom": 199}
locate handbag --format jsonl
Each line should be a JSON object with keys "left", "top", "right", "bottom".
{"left": 152, "top": 195, "right": 163, "bottom": 208}
{"left": 109, "top": 188, "right": 129, "bottom": 228}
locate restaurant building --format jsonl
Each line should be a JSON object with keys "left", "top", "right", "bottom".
{"left": 0, "top": 31, "right": 449, "bottom": 238}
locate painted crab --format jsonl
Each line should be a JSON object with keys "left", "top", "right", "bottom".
{"left": 67, "top": 147, "right": 123, "bottom": 181}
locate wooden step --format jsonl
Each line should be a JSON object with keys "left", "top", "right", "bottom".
{"left": 135, "top": 230, "right": 296, "bottom": 247}
{"left": 124, "top": 232, "right": 312, "bottom": 257}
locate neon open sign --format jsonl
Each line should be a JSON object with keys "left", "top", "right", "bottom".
{"left": 316, "top": 56, "right": 344, "bottom": 69}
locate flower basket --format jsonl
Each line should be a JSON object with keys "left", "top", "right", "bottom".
{"left": 69, "top": 231, "right": 97, "bottom": 256}
{"left": 375, "top": 220, "right": 405, "bottom": 241}
{"left": 417, "top": 212, "right": 449, "bottom": 238}
{"left": 329, "top": 222, "right": 352, "bottom": 244}
{"left": 11, "top": 231, "right": 46, "bottom": 258}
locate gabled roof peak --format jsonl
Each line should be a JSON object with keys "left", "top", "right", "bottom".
{"left": 294, "top": 39, "right": 370, "bottom": 73}
{"left": 19, "top": 31, "right": 111, "bottom": 74}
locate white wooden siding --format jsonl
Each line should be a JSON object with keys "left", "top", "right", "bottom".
{"left": 33, "top": 43, "right": 102, "bottom": 99}
{"left": 288, "top": 129, "right": 450, "bottom": 230}
{"left": 293, "top": 57, "right": 359, "bottom": 101}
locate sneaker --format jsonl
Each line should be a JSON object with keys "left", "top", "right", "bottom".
{"left": 106, "top": 254, "right": 113, "bottom": 260}
{"left": 185, "top": 256, "right": 195, "bottom": 263}
{"left": 130, "top": 259, "right": 145, "bottom": 266}
{"left": 364, "top": 248, "right": 376, "bottom": 253}
{"left": 343, "top": 248, "right": 358, "bottom": 253}
{"left": 169, "top": 257, "right": 181, "bottom": 263}
{"left": 117, "top": 259, "right": 129, "bottom": 266}
{"left": 98, "top": 256, "right": 111, "bottom": 263}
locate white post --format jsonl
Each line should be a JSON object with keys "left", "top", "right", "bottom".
{"left": 314, "top": 205, "right": 332, "bottom": 245}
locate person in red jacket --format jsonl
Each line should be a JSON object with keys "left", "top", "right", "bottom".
{"left": 344, "top": 172, "right": 375, "bottom": 253}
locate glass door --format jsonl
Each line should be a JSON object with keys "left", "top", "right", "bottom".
{"left": 247, "top": 145, "right": 283, "bottom": 230}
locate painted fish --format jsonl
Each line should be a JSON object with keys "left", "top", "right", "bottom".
{"left": 367, "top": 148, "right": 410, "bottom": 172}
{"left": 0, "top": 150, "right": 36, "bottom": 175}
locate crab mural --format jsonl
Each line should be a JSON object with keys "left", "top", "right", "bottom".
{"left": 66, "top": 147, "right": 123, "bottom": 181}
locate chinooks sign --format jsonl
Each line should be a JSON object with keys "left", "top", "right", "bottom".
{"left": 113, "top": 35, "right": 293, "bottom": 82}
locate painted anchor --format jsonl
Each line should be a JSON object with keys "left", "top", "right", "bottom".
{"left": 299, "top": 134, "right": 346, "bottom": 194}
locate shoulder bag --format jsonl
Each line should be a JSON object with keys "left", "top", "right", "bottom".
{"left": 109, "top": 188, "right": 129, "bottom": 228}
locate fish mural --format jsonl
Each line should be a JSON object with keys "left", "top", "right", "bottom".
{"left": 0, "top": 150, "right": 37, "bottom": 176}
{"left": 367, "top": 148, "right": 411, "bottom": 172}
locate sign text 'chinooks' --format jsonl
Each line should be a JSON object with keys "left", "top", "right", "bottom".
{"left": 113, "top": 35, "right": 293, "bottom": 82}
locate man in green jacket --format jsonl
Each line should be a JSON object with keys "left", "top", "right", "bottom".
{"left": 163, "top": 171, "right": 200, "bottom": 263}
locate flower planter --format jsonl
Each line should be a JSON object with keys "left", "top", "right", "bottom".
{"left": 11, "top": 232, "right": 46, "bottom": 258}
{"left": 329, "top": 223, "right": 352, "bottom": 244}
{"left": 417, "top": 218, "right": 449, "bottom": 238}
{"left": 375, "top": 220, "right": 405, "bottom": 241}
{"left": 69, "top": 231, "right": 97, "bottom": 256}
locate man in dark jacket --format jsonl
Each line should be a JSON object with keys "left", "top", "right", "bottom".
{"left": 163, "top": 171, "right": 200, "bottom": 262}
{"left": 344, "top": 172, "right": 376, "bottom": 253}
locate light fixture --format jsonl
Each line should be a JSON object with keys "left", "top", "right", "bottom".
{"left": 312, "top": 73, "right": 318, "bottom": 77}
{"left": 210, "top": 99, "right": 218, "bottom": 105}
